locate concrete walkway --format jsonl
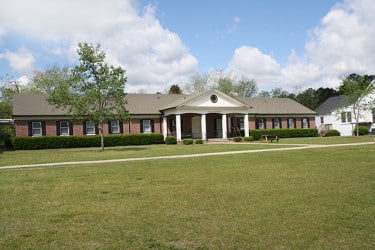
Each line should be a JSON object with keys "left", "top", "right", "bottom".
{"left": 0, "top": 142, "right": 373, "bottom": 170}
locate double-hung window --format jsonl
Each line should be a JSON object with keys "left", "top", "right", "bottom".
{"left": 302, "top": 118, "right": 309, "bottom": 128}
{"left": 273, "top": 118, "right": 281, "bottom": 129}
{"left": 256, "top": 118, "right": 265, "bottom": 129}
{"left": 59, "top": 121, "right": 70, "bottom": 135}
{"left": 85, "top": 121, "right": 96, "bottom": 135}
{"left": 341, "top": 112, "right": 352, "bottom": 123}
{"left": 32, "top": 122, "right": 42, "bottom": 136}
{"left": 288, "top": 118, "right": 295, "bottom": 128}
{"left": 110, "top": 120, "right": 120, "bottom": 134}
{"left": 142, "top": 120, "right": 152, "bottom": 133}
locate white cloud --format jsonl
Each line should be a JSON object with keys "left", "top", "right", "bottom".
{"left": 0, "top": 0, "right": 198, "bottom": 93}
{"left": 0, "top": 47, "right": 36, "bottom": 75}
{"left": 227, "top": 46, "right": 282, "bottom": 89}
{"left": 227, "top": 0, "right": 375, "bottom": 91}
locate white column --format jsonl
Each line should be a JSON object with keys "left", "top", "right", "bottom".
{"left": 227, "top": 116, "right": 232, "bottom": 137}
{"left": 163, "top": 116, "right": 168, "bottom": 140}
{"left": 222, "top": 114, "right": 227, "bottom": 139}
{"left": 176, "top": 114, "right": 182, "bottom": 141}
{"left": 201, "top": 114, "right": 207, "bottom": 141}
{"left": 244, "top": 114, "right": 249, "bottom": 137}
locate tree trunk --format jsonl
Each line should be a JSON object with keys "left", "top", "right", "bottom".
{"left": 100, "top": 132, "right": 105, "bottom": 152}
{"left": 100, "top": 121, "right": 105, "bottom": 152}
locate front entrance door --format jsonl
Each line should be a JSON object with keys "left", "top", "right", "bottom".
{"left": 215, "top": 118, "right": 222, "bottom": 138}
{"left": 192, "top": 116, "right": 202, "bottom": 138}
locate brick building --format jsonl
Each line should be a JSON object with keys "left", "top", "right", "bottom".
{"left": 12, "top": 89, "right": 316, "bottom": 141}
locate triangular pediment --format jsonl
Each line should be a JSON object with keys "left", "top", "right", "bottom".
{"left": 178, "top": 90, "right": 249, "bottom": 109}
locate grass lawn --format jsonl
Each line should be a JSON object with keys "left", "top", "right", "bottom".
{"left": 0, "top": 137, "right": 374, "bottom": 249}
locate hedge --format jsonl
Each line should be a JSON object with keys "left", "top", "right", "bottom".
{"left": 324, "top": 129, "right": 341, "bottom": 137}
{"left": 353, "top": 126, "right": 368, "bottom": 136}
{"left": 11, "top": 133, "right": 165, "bottom": 150}
{"left": 183, "top": 138, "right": 194, "bottom": 145}
{"left": 250, "top": 128, "right": 318, "bottom": 141}
{"left": 165, "top": 136, "right": 177, "bottom": 145}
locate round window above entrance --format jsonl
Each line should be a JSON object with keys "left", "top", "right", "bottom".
{"left": 210, "top": 94, "right": 218, "bottom": 103}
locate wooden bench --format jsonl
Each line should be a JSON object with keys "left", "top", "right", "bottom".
{"left": 262, "top": 135, "right": 279, "bottom": 143}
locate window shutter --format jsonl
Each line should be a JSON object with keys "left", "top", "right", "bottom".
{"left": 42, "top": 121, "right": 46, "bottom": 136}
{"left": 119, "top": 121, "right": 123, "bottom": 134}
{"left": 108, "top": 121, "right": 112, "bottom": 134}
{"left": 56, "top": 121, "right": 61, "bottom": 136}
{"left": 279, "top": 118, "right": 282, "bottom": 128}
{"left": 69, "top": 122, "right": 73, "bottom": 135}
{"left": 255, "top": 118, "right": 259, "bottom": 129}
{"left": 83, "top": 121, "right": 87, "bottom": 134}
{"left": 264, "top": 118, "right": 266, "bottom": 129}
{"left": 95, "top": 124, "right": 99, "bottom": 135}
{"left": 151, "top": 119, "right": 154, "bottom": 133}
{"left": 28, "top": 121, "right": 32, "bottom": 136}
{"left": 140, "top": 120, "right": 144, "bottom": 133}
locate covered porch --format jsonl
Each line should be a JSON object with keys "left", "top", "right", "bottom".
{"left": 159, "top": 90, "right": 252, "bottom": 142}
{"left": 162, "top": 113, "right": 250, "bottom": 141}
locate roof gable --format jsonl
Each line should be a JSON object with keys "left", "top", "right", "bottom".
{"left": 314, "top": 96, "right": 352, "bottom": 115}
{"left": 161, "top": 89, "right": 249, "bottom": 110}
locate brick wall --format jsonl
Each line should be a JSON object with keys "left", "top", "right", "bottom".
{"left": 14, "top": 121, "right": 28, "bottom": 137}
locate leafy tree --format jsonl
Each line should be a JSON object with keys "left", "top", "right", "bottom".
{"left": 49, "top": 42, "right": 129, "bottom": 151}
{"left": 338, "top": 73, "right": 375, "bottom": 136}
{"left": 294, "top": 87, "right": 338, "bottom": 110}
{"left": 184, "top": 73, "right": 209, "bottom": 94}
{"left": 235, "top": 76, "right": 257, "bottom": 97}
{"left": 258, "top": 91, "right": 271, "bottom": 98}
{"left": 30, "top": 65, "right": 71, "bottom": 95}
{"left": 270, "top": 87, "right": 292, "bottom": 98}
{"left": 168, "top": 84, "right": 182, "bottom": 94}
{"left": 316, "top": 87, "right": 338, "bottom": 105}
{"left": 217, "top": 75, "right": 235, "bottom": 95}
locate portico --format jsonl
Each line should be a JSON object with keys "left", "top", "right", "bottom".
{"left": 161, "top": 90, "right": 251, "bottom": 141}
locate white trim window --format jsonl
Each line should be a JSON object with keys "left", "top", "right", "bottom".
{"left": 288, "top": 118, "right": 295, "bottom": 128}
{"left": 341, "top": 112, "right": 352, "bottom": 123}
{"left": 256, "top": 118, "right": 265, "bottom": 129}
{"left": 59, "top": 121, "right": 70, "bottom": 135}
{"left": 273, "top": 118, "right": 281, "bottom": 129}
{"left": 302, "top": 118, "right": 309, "bottom": 128}
{"left": 110, "top": 120, "right": 120, "bottom": 134}
{"left": 85, "top": 121, "right": 96, "bottom": 135}
{"left": 142, "top": 119, "right": 152, "bottom": 133}
{"left": 32, "top": 122, "right": 42, "bottom": 136}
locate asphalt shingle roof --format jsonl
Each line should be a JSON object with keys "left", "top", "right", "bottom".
{"left": 314, "top": 96, "right": 352, "bottom": 115}
{"left": 13, "top": 92, "right": 316, "bottom": 117}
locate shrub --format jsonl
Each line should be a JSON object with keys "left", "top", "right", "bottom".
{"left": 353, "top": 126, "right": 368, "bottom": 136}
{"left": 165, "top": 136, "right": 177, "bottom": 145}
{"left": 183, "top": 138, "right": 194, "bottom": 145}
{"left": 233, "top": 136, "right": 242, "bottom": 142}
{"left": 244, "top": 136, "right": 254, "bottom": 142}
{"left": 195, "top": 139, "right": 203, "bottom": 144}
{"left": 324, "top": 130, "right": 341, "bottom": 137}
{"left": 11, "top": 133, "right": 165, "bottom": 150}
{"left": 250, "top": 128, "right": 318, "bottom": 141}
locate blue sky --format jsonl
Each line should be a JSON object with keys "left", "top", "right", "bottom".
{"left": 1, "top": 0, "right": 374, "bottom": 93}
{"left": 152, "top": 0, "right": 337, "bottom": 69}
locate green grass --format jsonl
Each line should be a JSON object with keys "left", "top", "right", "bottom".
{"left": 1, "top": 136, "right": 373, "bottom": 167}
{"left": 0, "top": 142, "right": 294, "bottom": 167}
{"left": 0, "top": 137, "right": 375, "bottom": 249}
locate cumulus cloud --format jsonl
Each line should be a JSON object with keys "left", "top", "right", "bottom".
{"left": 0, "top": 47, "right": 36, "bottom": 75}
{"left": 227, "top": 0, "right": 375, "bottom": 91}
{"left": 0, "top": 0, "right": 198, "bottom": 93}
